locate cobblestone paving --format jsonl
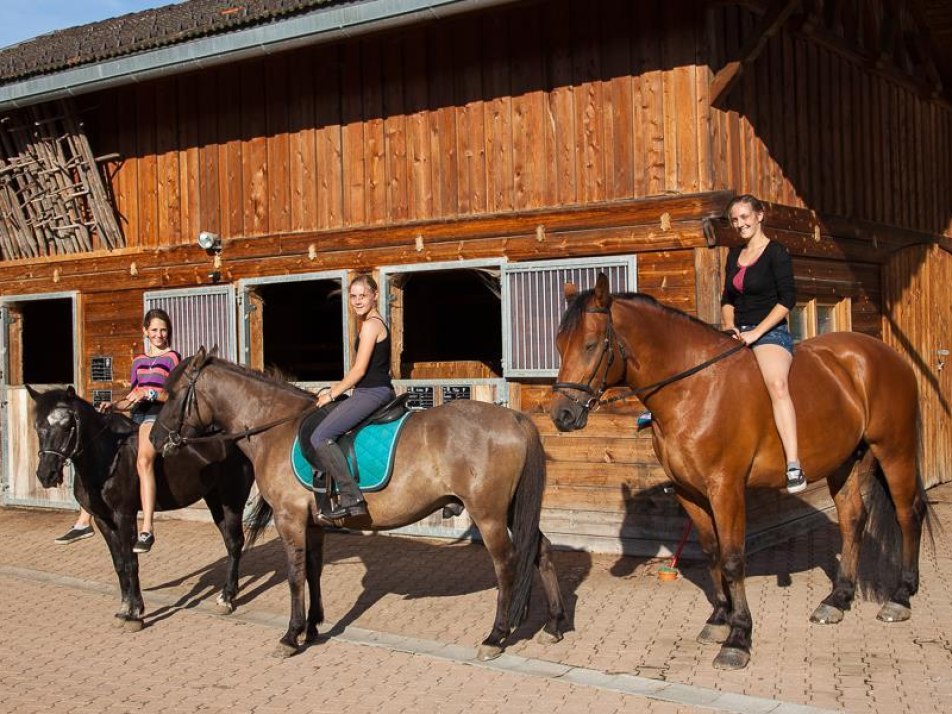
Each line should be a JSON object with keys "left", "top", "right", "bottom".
{"left": 2, "top": 484, "right": 951, "bottom": 713}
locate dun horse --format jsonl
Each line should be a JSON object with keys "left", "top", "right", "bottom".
{"left": 29, "top": 386, "right": 260, "bottom": 629}
{"left": 551, "top": 274, "right": 932, "bottom": 670}
{"left": 150, "top": 348, "right": 566, "bottom": 659}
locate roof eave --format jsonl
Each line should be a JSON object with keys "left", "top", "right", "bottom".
{"left": 0, "top": 0, "right": 520, "bottom": 111}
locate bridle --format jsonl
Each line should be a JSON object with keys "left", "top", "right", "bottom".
{"left": 157, "top": 359, "right": 310, "bottom": 451}
{"left": 38, "top": 411, "right": 80, "bottom": 464}
{"left": 552, "top": 306, "right": 625, "bottom": 411}
{"left": 37, "top": 405, "right": 119, "bottom": 465}
{"left": 552, "top": 303, "right": 746, "bottom": 412}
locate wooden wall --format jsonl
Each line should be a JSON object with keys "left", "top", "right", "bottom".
{"left": 90, "top": 0, "right": 719, "bottom": 249}
{"left": 709, "top": 3, "right": 952, "bottom": 239}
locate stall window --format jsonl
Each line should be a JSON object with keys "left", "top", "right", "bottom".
{"left": 502, "top": 256, "right": 636, "bottom": 377}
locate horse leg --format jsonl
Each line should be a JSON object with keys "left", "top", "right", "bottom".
{"left": 304, "top": 523, "right": 325, "bottom": 644}
{"left": 677, "top": 495, "right": 729, "bottom": 645}
{"left": 872, "top": 450, "right": 926, "bottom": 623}
{"left": 203, "top": 492, "right": 245, "bottom": 615}
{"left": 101, "top": 514, "right": 145, "bottom": 631}
{"left": 534, "top": 534, "right": 566, "bottom": 644}
{"left": 472, "top": 516, "right": 516, "bottom": 661}
{"left": 274, "top": 516, "right": 309, "bottom": 658}
{"left": 812, "top": 458, "right": 867, "bottom": 624}
{"left": 708, "top": 487, "right": 752, "bottom": 670}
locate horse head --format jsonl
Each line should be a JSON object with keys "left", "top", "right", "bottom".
{"left": 152, "top": 345, "right": 218, "bottom": 457}
{"left": 551, "top": 273, "right": 628, "bottom": 432}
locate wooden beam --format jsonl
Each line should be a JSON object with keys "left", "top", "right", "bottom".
{"left": 710, "top": 0, "right": 802, "bottom": 107}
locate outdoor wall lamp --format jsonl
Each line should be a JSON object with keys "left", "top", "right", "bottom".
{"left": 198, "top": 231, "right": 223, "bottom": 283}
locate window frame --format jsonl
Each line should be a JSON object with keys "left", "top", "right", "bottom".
{"left": 789, "top": 297, "right": 852, "bottom": 342}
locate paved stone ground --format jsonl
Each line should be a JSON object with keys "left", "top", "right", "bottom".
{"left": 2, "top": 484, "right": 951, "bottom": 713}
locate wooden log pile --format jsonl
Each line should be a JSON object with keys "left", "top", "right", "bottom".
{"left": 0, "top": 100, "right": 124, "bottom": 260}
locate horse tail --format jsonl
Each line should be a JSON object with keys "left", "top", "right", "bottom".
{"left": 859, "top": 460, "right": 937, "bottom": 601}
{"left": 507, "top": 413, "right": 546, "bottom": 628}
{"left": 244, "top": 496, "right": 273, "bottom": 550}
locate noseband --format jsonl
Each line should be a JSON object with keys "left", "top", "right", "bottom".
{"left": 552, "top": 306, "right": 625, "bottom": 410}
{"left": 38, "top": 411, "right": 81, "bottom": 464}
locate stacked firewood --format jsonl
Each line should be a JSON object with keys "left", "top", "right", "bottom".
{"left": 0, "top": 99, "right": 124, "bottom": 260}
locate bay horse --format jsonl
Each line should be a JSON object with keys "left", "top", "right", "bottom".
{"left": 28, "top": 385, "right": 262, "bottom": 630}
{"left": 550, "top": 274, "right": 932, "bottom": 670}
{"left": 149, "top": 348, "right": 566, "bottom": 659}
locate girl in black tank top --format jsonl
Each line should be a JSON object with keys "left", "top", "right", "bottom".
{"left": 311, "top": 274, "right": 395, "bottom": 519}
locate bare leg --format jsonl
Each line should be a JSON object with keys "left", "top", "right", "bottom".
{"left": 137, "top": 421, "right": 157, "bottom": 534}
{"left": 752, "top": 344, "right": 798, "bottom": 465}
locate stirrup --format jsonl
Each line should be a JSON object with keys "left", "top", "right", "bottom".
{"left": 322, "top": 499, "right": 367, "bottom": 520}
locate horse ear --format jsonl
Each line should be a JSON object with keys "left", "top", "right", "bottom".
{"left": 66, "top": 385, "right": 77, "bottom": 400}
{"left": 192, "top": 346, "right": 209, "bottom": 370}
{"left": 25, "top": 384, "right": 41, "bottom": 401}
{"left": 208, "top": 344, "right": 220, "bottom": 358}
{"left": 564, "top": 282, "right": 578, "bottom": 301}
{"left": 594, "top": 273, "right": 613, "bottom": 309}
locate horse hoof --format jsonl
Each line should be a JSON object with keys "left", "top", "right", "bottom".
{"left": 713, "top": 646, "right": 750, "bottom": 670}
{"left": 810, "top": 603, "right": 844, "bottom": 625}
{"left": 272, "top": 642, "right": 300, "bottom": 659}
{"left": 476, "top": 644, "right": 504, "bottom": 661}
{"left": 536, "top": 628, "right": 563, "bottom": 645}
{"left": 122, "top": 618, "right": 145, "bottom": 633}
{"left": 214, "top": 596, "right": 235, "bottom": 615}
{"left": 877, "top": 601, "right": 911, "bottom": 623}
{"left": 696, "top": 623, "right": 730, "bottom": 645}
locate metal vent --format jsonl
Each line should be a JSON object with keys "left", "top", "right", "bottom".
{"left": 504, "top": 257, "right": 635, "bottom": 376}
{"left": 144, "top": 287, "right": 237, "bottom": 361}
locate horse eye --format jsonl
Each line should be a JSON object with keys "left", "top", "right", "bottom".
{"left": 584, "top": 342, "right": 597, "bottom": 352}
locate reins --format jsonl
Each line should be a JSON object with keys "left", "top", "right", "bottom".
{"left": 158, "top": 359, "right": 317, "bottom": 449}
{"left": 553, "top": 301, "right": 746, "bottom": 411}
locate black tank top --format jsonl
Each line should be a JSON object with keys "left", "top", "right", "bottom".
{"left": 354, "top": 316, "right": 393, "bottom": 389}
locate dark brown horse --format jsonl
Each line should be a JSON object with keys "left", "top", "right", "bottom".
{"left": 28, "top": 385, "right": 261, "bottom": 629}
{"left": 150, "top": 348, "right": 566, "bottom": 659}
{"left": 550, "top": 274, "right": 932, "bottom": 670}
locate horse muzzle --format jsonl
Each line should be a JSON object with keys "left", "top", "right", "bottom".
{"left": 550, "top": 397, "right": 589, "bottom": 432}
{"left": 35, "top": 459, "right": 66, "bottom": 488}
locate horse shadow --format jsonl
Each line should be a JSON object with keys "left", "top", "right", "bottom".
{"left": 606, "top": 482, "right": 857, "bottom": 605}
{"left": 144, "top": 523, "right": 591, "bottom": 646}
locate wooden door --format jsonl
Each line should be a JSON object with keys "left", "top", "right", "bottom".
{"left": 882, "top": 244, "right": 952, "bottom": 487}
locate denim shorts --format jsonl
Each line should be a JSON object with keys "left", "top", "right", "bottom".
{"left": 739, "top": 323, "right": 794, "bottom": 355}
{"left": 131, "top": 402, "right": 162, "bottom": 426}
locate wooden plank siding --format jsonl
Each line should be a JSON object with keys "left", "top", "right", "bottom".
{"left": 2, "top": 0, "right": 951, "bottom": 552}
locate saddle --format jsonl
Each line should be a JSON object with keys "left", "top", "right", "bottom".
{"left": 297, "top": 393, "right": 411, "bottom": 492}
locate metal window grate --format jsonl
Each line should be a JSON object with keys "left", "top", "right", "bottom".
{"left": 144, "top": 287, "right": 237, "bottom": 361}
{"left": 504, "top": 257, "right": 635, "bottom": 377}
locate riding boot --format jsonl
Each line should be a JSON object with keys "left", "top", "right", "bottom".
{"left": 315, "top": 439, "right": 367, "bottom": 519}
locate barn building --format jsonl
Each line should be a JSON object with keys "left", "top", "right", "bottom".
{"left": 1, "top": 0, "right": 949, "bottom": 555}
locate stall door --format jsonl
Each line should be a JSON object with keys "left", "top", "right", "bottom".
{"left": 0, "top": 293, "right": 79, "bottom": 507}
{"left": 882, "top": 244, "right": 952, "bottom": 487}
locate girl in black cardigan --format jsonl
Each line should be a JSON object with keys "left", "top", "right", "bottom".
{"left": 720, "top": 194, "right": 806, "bottom": 493}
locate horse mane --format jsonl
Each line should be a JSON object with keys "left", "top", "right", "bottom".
{"left": 559, "top": 289, "right": 726, "bottom": 340}
{"left": 181, "top": 354, "right": 314, "bottom": 400}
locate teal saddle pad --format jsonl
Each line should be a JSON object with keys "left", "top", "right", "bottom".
{"left": 291, "top": 412, "right": 411, "bottom": 492}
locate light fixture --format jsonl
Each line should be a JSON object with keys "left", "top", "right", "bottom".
{"left": 197, "top": 231, "right": 221, "bottom": 251}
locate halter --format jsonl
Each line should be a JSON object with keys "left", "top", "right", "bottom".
{"left": 552, "top": 303, "right": 746, "bottom": 412}
{"left": 552, "top": 306, "right": 625, "bottom": 410}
